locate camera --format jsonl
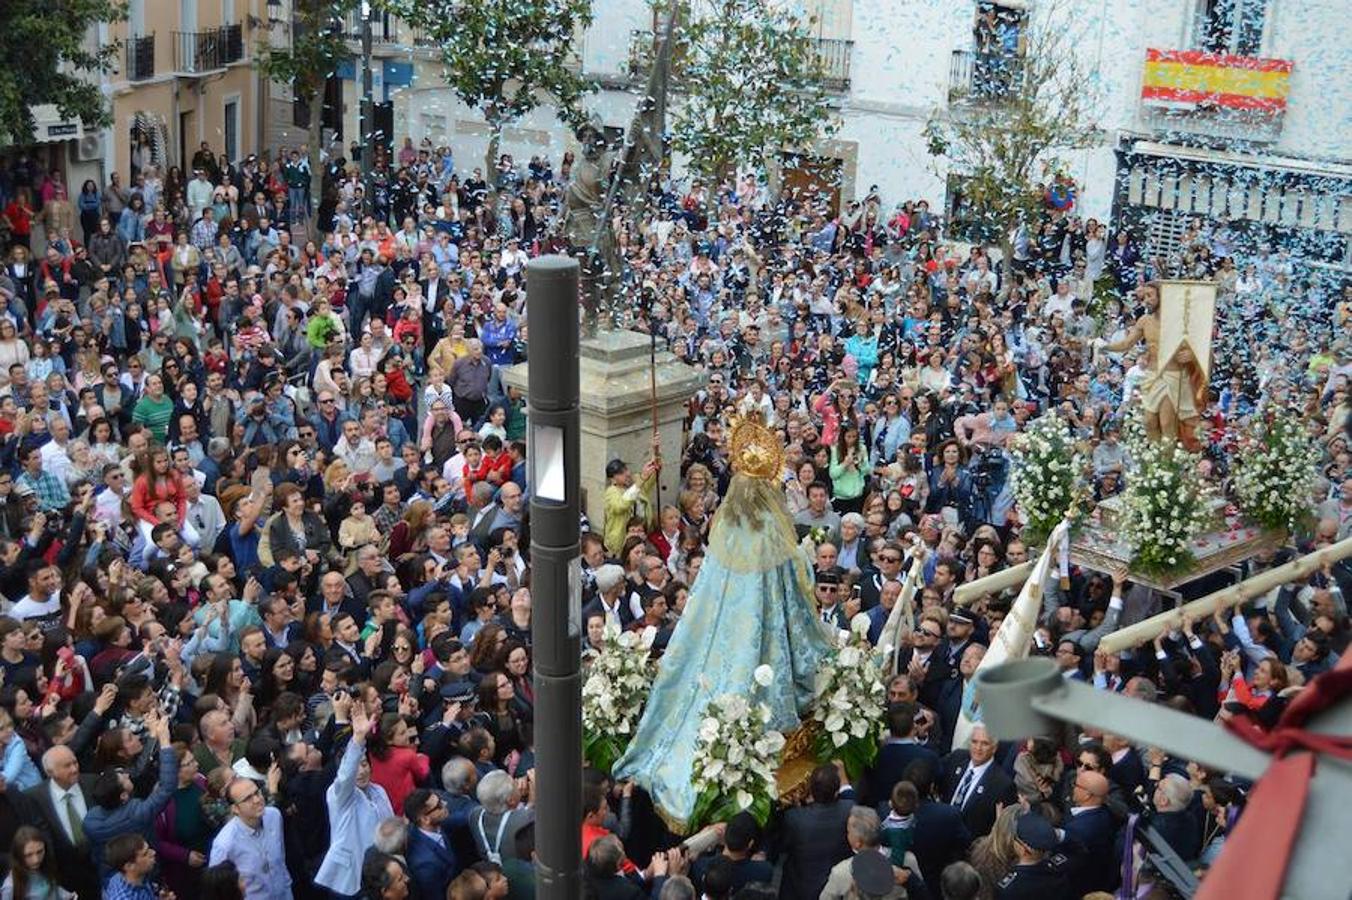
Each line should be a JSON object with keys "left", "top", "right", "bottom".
{"left": 970, "top": 447, "right": 1005, "bottom": 489}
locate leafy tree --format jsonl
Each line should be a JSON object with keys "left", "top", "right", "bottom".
{"left": 0, "top": 0, "right": 126, "bottom": 144}
{"left": 922, "top": 0, "right": 1100, "bottom": 282}
{"left": 255, "top": 0, "right": 361, "bottom": 211}
{"left": 670, "top": 0, "right": 837, "bottom": 191}
{"left": 387, "top": 0, "right": 594, "bottom": 199}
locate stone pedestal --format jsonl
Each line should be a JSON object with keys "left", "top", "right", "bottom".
{"left": 503, "top": 330, "right": 706, "bottom": 529}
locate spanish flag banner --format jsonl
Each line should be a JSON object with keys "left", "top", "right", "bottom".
{"left": 1141, "top": 48, "right": 1292, "bottom": 114}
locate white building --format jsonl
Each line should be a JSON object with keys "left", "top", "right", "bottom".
{"left": 329, "top": 0, "right": 1350, "bottom": 272}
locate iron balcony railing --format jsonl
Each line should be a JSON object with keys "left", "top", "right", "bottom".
{"left": 127, "top": 34, "right": 155, "bottom": 81}
{"left": 173, "top": 24, "right": 244, "bottom": 73}
{"left": 948, "top": 49, "right": 1025, "bottom": 103}
{"left": 811, "top": 38, "right": 852, "bottom": 91}
{"left": 343, "top": 10, "right": 397, "bottom": 42}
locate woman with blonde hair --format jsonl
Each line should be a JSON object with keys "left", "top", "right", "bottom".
{"left": 387, "top": 500, "right": 434, "bottom": 560}
{"left": 967, "top": 803, "right": 1019, "bottom": 893}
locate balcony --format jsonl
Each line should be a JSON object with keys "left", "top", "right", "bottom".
{"left": 173, "top": 24, "right": 244, "bottom": 74}
{"left": 1139, "top": 48, "right": 1292, "bottom": 143}
{"left": 126, "top": 34, "right": 155, "bottom": 81}
{"left": 948, "top": 49, "right": 1024, "bottom": 104}
{"left": 343, "top": 10, "right": 398, "bottom": 43}
{"left": 810, "top": 38, "right": 852, "bottom": 92}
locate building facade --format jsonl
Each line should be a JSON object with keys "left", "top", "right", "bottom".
{"left": 104, "top": 0, "right": 270, "bottom": 181}
{"left": 345, "top": 0, "right": 1346, "bottom": 275}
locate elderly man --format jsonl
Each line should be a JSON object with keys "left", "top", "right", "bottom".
{"left": 1063, "top": 769, "right": 1117, "bottom": 895}
{"left": 939, "top": 724, "right": 1017, "bottom": 838}
{"left": 819, "top": 807, "right": 913, "bottom": 899}
{"left": 26, "top": 744, "right": 102, "bottom": 900}
{"left": 469, "top": 770, "right": 535, "bottom": 864}
{"left": 1150, "top": 773, "right": 1202, "bottom": 863}
{"left": 582, "top": 564, "right": 636, "bottom": 631}
{"left": 449, "top": 338, "right": 492, "bottom": 424}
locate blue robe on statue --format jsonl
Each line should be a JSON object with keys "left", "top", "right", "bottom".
{"left": 614, "top": 472, "right": 835, "bottom": 829}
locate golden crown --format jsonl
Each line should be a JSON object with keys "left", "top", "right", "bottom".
{"left": 729, "top": 412, "right": 785, "bottom": 481}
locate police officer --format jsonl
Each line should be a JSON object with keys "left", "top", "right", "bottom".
{"left": 996, "top": 812, "right": 1076, "bottom": 900}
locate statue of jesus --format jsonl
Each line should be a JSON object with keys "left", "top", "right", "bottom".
{"left": 1098, "top": 281, "right": 1212, "bottom": 451}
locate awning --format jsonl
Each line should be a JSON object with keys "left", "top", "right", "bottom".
{"left": 1128, "top": 139, "right": 1352, "bottom": 181}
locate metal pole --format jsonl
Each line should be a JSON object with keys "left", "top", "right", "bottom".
{"left": 359, "top": 1, "right": 374, "bottom": 210}
{"left": 526, "top": 256, "right": 583, "bottom": 900}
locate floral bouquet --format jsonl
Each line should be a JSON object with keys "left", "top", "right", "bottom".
{"left": 1118, "top": 414, "right": 1215, "bottom": 577}
{"left": 581, "top": 623, "right": 657, "bottom": 774}
{"left": 811, "top": 614, "right": 889, "bottom": 782}
{"left": 1231, "top": 410, "right": 1321, "bottom": 535}
{"left": 688, "top": 665, "right": 787, "bottom": 830}
{"left": 1009, "top": 414, "right": 1088, "bottom": 546}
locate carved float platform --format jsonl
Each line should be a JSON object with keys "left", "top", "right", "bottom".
{"left": 1070, "top": 496, "right": 1285, "bottom": 591}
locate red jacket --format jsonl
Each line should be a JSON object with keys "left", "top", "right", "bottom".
{"left": 131, "top": 472, "right": 188, "bottom": 526}
{"left": 368, "top": 745, "right": 429, "bottom": 817}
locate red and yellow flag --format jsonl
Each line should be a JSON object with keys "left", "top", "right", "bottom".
{"left": 1142, "top": 48, "right": 1292, "bottom": 113}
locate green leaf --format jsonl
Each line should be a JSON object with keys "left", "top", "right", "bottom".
{"left": 0, "top": 0, "right": 127, "bottom": 143}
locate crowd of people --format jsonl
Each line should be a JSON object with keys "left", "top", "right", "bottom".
{"left": 0, "top": 126, "right": 1346, "bottom": 900}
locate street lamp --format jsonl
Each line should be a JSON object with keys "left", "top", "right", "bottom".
{"left": 525, "top": 256, "right": 583, "bottom": 899}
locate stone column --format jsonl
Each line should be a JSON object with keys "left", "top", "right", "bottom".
{"left": 503, "top": 330, "right": 706, "bottom": 530}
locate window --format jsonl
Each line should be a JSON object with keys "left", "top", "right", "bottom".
{"left": 1193, "top": 0, "right": 1266, "bottom": 56}
{"left": 180, "top": 0, "right": 197, "bottom": 35}
{"left": 224, "top": 98, "right": 239, "bottom": 164}
{"left": 129, "top": 0, "right": 145, "bottom": 36}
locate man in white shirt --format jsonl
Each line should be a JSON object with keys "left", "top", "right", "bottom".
{"left": 335, "top": 419, "right": 378, "bottom": 475}
{"left": 39, "top": 415, "right": 75, "bottom": 485}
{"left": 29, "top": 745, "right": 101, "bottom": 900}
{"left": 185, "top": 478, "right": 226, "bottom": 551}
{"left": 211, "top": 772, "right": 293, "bottom": 900}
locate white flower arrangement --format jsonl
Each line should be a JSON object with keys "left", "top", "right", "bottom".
{"left": 1117, "top": 411, "right": 1215, "bottom": 576}
{"left": 811, "top": 614, "right": 889, "bottom": 781}
{"left": 1010, "top": 413, "right": 1088, "bottom": 545}
{"left": 687, "top": 664, "right": 786, "bottom": 829}
{"left": 1231, "top": 410, "right": 1320, "bottom": 534}
{"left": 581, "top": 623, "right": 657, "bottom": 773}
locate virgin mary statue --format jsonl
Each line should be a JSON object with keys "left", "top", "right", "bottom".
{"left": 614, "top": 414, "right": 835, "bottom": 829}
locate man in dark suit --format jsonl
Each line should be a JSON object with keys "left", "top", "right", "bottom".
{"left": 404, "top": 789, "right": 459, "bottom": 900}
{"left": 858, "top": 541, "right": 906, "bottom": 610}
{"left": 891, "top": 614, "right": 954, "bottom": 711}
{"left": 937, "top": 724, "right": 1017, "bottom": 838}
{"left": 1104, "top": 734, "right": 1146, "bottom": 801}
{"left": 865, "top": 701, "right": 939, "bottom": 807}
{"left": 903, "top": 758, "right": 972, "bottom": 888}
{"left": 1062, "top": 771, "right": 1118, "bottom": 896}
{"left": 20, "top": 744, "right": 100, "bottom": 900}
{"left": 935, "top": 642, "right": 986, "bottom": 754}
{"left": 814, "top": 570, "right": 852, "bottom": 630}
{"left": 778, "top": 764, "right": 856, "bottom": 900}
{"left": 419, "top": 264, "right": 451, "bottom": 345}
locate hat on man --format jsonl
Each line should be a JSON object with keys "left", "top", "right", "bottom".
{"left": 1015, "top": 812, "right": 1059, "bottom": 851}
{"left": 439, "top": 681, "right": 476, "bottom": 704}
{"left": 13, "top": 484, "right": 36, "bottom": 499}
{"left": 949, "top": 610, "right": 975, "bottom": 626}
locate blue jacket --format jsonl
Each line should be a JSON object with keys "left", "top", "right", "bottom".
{"left": 407, "top": 824, "right": 460, "bottom": 900}
{"left": 85, "top": 746, "right": 180, "bottom": 882}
